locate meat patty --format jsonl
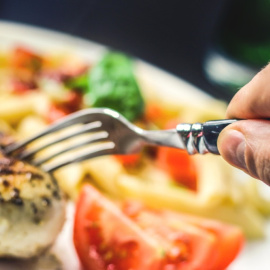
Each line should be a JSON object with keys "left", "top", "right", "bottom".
{"left": 0, "top": 150, "right": 66, "bottom": 258}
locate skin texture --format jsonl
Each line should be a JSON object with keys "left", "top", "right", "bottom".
{"left": 217, "top": 63, "right": 270, "bottom": 186}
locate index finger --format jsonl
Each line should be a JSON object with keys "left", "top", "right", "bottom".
{"left": 226, "top": 63, "right": 270, "bottom": 119}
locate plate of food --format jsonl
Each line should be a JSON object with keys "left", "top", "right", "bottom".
{"left": 0, "top": 20, "right": 270, "bottom": 270}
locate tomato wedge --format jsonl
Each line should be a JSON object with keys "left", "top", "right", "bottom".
{"left": 164, "top": 212, "right": 244, "bottom": 270}
{"left": 144, "top": 103, "right": 179, "bottom": 129}
{"left": 156, "top": 119, "right": 198, "bottom": 190}
{"left": 114, "top": 154, "right": 141, "bottom": 166}
{"left": 10, "top": 46, "right": 43, "bottom": 71}
{"left": 46, "top": 91, "right": 82, "bottom": 123}
{"left": 157, "top": 146, "right": 197, "bottom": 190}
{"left": 73, "top": 185, "right": 162, "bottom": 270}
{"left": 46, "top": 103, "right": 70, "bottom": 123}
{"left": 73, "top": 185, "right": 243, "bottom": 270}
{"left": 122, "top": 201, "right": 219, "bottom": 270}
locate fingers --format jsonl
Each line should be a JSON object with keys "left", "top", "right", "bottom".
{"left": 226, "top": 63, "right": 270, "bottom": 119}
{"left": 217, "top": 120, "right": 270, "bottom": 185}
{"left": 221, "top": 63, "right": 270, "bottom": 184}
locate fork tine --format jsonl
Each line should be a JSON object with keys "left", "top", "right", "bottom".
{"left": 31, "top": 131, "right": 109, "bottom": 166}
{"left": 4, "top": 108, "right": 106, "bottom": 154}
{"left": 19, "top": 121, "right": 102, "bottom": 160}
{"left": 42, "top": 142, "right": 115, "bottom": 173}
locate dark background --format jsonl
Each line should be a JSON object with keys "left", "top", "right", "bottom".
{"left": 0, "top": 0, "right": 232, "bottom": 101}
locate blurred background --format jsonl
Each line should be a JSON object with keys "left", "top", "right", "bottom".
{"left": 0, "top": 0, "right": 269, "bottom": 102}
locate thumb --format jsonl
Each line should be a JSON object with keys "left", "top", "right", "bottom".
{"left": 217, "top": 120, "right": 270, "bottom": 185}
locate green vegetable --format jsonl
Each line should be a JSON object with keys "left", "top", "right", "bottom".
{"left": 85, "top": 52, "right": 145, "bottom": 121}
{"left": 65, "top": 73, "right": 88, "bottom": 91}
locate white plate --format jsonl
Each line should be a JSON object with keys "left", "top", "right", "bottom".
{"left": 0, "top": 20, "right": 269, "bottom": 270}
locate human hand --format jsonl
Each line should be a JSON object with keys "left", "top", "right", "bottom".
{"left": 217, "top": 63, "right": 270, "bottom": 185}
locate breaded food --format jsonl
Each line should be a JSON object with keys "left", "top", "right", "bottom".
{"left": 0, "top": 148, "right": 65, "bottom": 258}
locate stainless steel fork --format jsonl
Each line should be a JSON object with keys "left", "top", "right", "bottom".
{"left": 3, "top": 108, "right": 237, "bottom": 173}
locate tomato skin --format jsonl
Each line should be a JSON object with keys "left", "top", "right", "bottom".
{"left": 10, "top": 47, "right": 43, "bottom": 71}
{"left": 156, "top": 119, "right": 197, "bottom": 191}
{"left": 73, "top": 187, "right": 105, "bottom": 270}
{"left": 122, "top": 201, "right": 218, "bottom": 270}
{"left": 46, "top": 104, "right": 69, "bottom": 124}
{"left": 46, "top": 91, "right": 83, "bottom": 123}
{"left": 122, "top": 201, "right": 244, "bottom": 270}
{"left": 145, "top": 103, "right": 164, "bottom": 124}
{"left": 157, "top": 147, "right": 197, "bottom": 191}
{"left": 144, "top": 103, "right": 179, "bottom": 129}
{"left": 73, "top": 185, "right": 162, "bottom": 270}
{"left": 114, "top": 154, "right": 141, "bottom": 166}
{"left": 74, "top": 186, "right": 243, "bottom": 270}
{"left": 63, "top": 90, "right": 83, "bottom": 112}
{"left": 11, "top": 79, "right": 37, "bottom": 94}
{"left": 192, "top": 219, "right": 243, "bottom": 270}
{"left": 208, "top": 224, "right": 244, "bottom": 270}
{"left": 9, "top": 47, "right": 42, "bottom": 94}
{"left": 162, "top": 212, "right": 244, "bottom": 270}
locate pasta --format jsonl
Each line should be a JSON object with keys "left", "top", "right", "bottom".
{"left": 0, "top": 45, "right": 269, "bottom": 239}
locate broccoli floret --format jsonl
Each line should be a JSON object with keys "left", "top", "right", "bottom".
{"left": 84, "top": 52, "right": 145, "bottom": 121}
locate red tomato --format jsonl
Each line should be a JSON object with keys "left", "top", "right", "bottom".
{"left": 157, "top": 147, "right": 197, "bottom": 190}
{"left": 156, "top": 119, "right": 197, "bottom": 190}
{"left": 161, "top": 211, "right": 244, "bottom": 270}
{"left": 144, "top": 103, "right": 178, "bottom": 129}
{"left": 63, "top": 90, "right": 83, "bottom": 112}
{"left": 46, "top": 91, "right": 83, "bottom": 123}
{"left": 9, "top": 47, "right": 42, "bottom": 93}
{"left": 46, "top": 103, "right": 70, "bottom": 124}
{"left": 73, "top": 185, "right": 161, "bottom": 270}
{"left": 10, "top": 46, "right": 43, "bottom": 71}
{"left": 114, "top": 154, "right": 141, "bottom": 166}
{"left": 145, "top": 103, "right": 164, "bottom": 123}
{"left": 11, "top": 79, "right": 37, "bottom": 94}
{"left": 122, "top": 201, "right": 219, "bottom": 270}
{"left": 73, "top": 185, "right": 227, "bottom": 270}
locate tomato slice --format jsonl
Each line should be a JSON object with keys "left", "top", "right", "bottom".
{"left": 122, "top": 201, "right": 219, "bottom": 270}
{"left": 63, "top": 90, "right": 83, "bottom": 112}
{"left": 161, "top": 211, "right": 244, "bottom": 270}
{"left": 114, "top": 154, "right": 141, "bottom": 166}
{"left": 157, "top": 147, "right": 197, "bottom": 190}
{"left": 156, "top": 119, "right": 198, "bottom": 191}
{"left": 10, "top": 46, "right": 43, "bottom": 71}
{"left": 144, "top": 103, "right": 179, "bottom": 129}
{"left": 46, "top": 91, "right": 83, "bottom": 123}
{"left": 11, "top": 78, "right": 37, "bottom": 94}
{"left": 46, "top": 103, "right": 70, "bottom": 124}
{"left": 9, "top": 47, "right": 42, "bottom": 94}
{"left": 73, "top": 185, "right": 232, "bottom": 270}
{"left": 73, "top": 185, "right": 162, "bottom": 270}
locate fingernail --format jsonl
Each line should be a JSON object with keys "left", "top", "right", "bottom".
{"left": 219, "top": 129, "right": 246, "bottom": 170}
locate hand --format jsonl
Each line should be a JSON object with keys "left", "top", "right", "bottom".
{"left": 217, "top": 63, "right": 270, "bottom": 185}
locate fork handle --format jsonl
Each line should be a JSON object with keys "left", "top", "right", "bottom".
{"left": 176, "top": 119, "right": 238, "bottom": 155}
{"left": 203, "top": 119, "right": 238, "bottom": 154}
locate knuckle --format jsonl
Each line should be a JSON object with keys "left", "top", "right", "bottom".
{"left": 247, "top": 149, "right": 270, "bottom": 185}
{"left": 258, "top": 156, "right": 270, "bottom": 185}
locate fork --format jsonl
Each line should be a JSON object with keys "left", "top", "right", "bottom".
{"left": 3, "top": 108, "right": 237, "bottom": 173}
